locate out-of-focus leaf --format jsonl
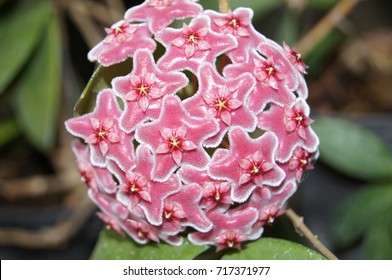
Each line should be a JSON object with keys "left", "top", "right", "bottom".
{"left": 313, "top": 117, "right": 392, "bottom": 180}
{"left": 198, "top": 0, "right": 282, "bottom": 19}
{"left": 363, "top": 210, "right": 392, "bottom": 260}
{"left": 223, "top": 238, "right": 325, "bottom": 260}
{"left": 0, "top": 120, "right": 20, "bottom": 147}
{"left": 91, "top": 229, "right": 208, "bottom": 260}
{"left": 0, "top": 0, "right": 51, "bottom": 94}
{"left": 13, "top": 12, "right": 61, "bottom": 152}
{"left": 308, "top": 0, "right": 338, "bottom": 9}
{"left": 275, "top": 8, "right": 298, "bottom": 45}
{"left": 75, "top": 59, "right": 132, "bottom": 116}
{"left": 332, "top": 184, "right": 392, "bottom": 248}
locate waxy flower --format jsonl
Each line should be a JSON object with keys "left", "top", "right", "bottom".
{"left": 88, "top": 22, "right": 156, "bottom": 66}
{"left": 125, "top": 0, "right": 203, "bottom": 33}
{"left": 156, "top": 15, "right": 237, "bottom": 73}
{"left": 66, "top": 0, "right": 319, "bottom": 250}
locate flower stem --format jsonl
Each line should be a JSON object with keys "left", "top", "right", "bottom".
{"left": 295, "top": 0, "right": 362, "bottom": 56}
{"left": 285, "top": 208, "right": 339, "bottom": 260}
{"left": 219, "top": 0, "right": 230, "bottom": 13}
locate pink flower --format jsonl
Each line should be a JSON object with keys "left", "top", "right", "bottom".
{"left": 97, "top": 212, "right": 125, "bottom": 237}
{"left": 184, "top": 63, "right": 257, "bottom": 147}
{"left": 65, "top": 89, "right": 135, "bottom": 170}
{"left": 188, "top": 207, "right": 261, "bottom": 251}
{"left": 257, "top": 41, "right": 299, "bottom": 91}
{"left": 72, "top": 141, "right": 117, "bottom": 194}
{"left": 258, "top": 99, "right": 319, "bottom": 162}
{"left": 135, "top": 95, "right": 219, "bottom": 181}
{"left": 112, "top": 49, "right": 188, "bottom": 132}
{"left": 224, "top": 50, "right": 296, "bottom": 113}
{"left": 178, "top": 166, "right": 233, "bottom": 211}
{"left": 283, "top": 42, "right": 308, "bottom": 74}
{"left": 113, "top": 145, "right": 181, "bottom": 226}
{"left": 156, "top": 15, "right": 237, "bottom": 73}
{"left": 156, "top": 126, "right": 197, "bottom": 166}
{"left": 206, "top": 8, "right": 265, "bottom": 63}
{"left": 66, "top": 1, "right": 319, "bottom": 249}
{"left": 88, "top": 22, "right": 156, "bottom": 66}
{"left": 123, "top": 219, "right": 160, "bottom": 244}
{"left": 167, "top": 183, "right": 213, "bottom": 232}
{"left": 125, "top": 0, "right": 203, "bottom": 33}
{"left": 284, "top": 100, "right": 315, "bottom": 139}
{"left": 208, "top": 128, "right": 285, "bottom": 202}
{"left": 288, "top": 147, "right": 316, "bottom": 182}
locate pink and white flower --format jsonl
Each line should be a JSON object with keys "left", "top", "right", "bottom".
{"left": 88, "top": 22, "right": 156, "bottom": 66}
{"left": 66, "top": 0, "right": 319, "bottom": 250}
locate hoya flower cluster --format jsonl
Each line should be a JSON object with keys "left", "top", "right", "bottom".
{"left": 65, "top": 0, "right": 319, "bottom": 251}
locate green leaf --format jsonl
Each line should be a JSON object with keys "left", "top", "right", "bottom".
{"left": 0, "top": 119, "right": 21, "bottom": 147}
{"left": 223, "top": 238, "right": 325, "bottom": 260}
{"left": 91, "top": 229, "right": 209, "bottom": 260}
{"left": 274, "top": 8, "right": 299, "bottom": 45}
{"left": 332, "top": 184, "right": 392, "bottom": 248}
{"left": 13, "top": 11, "right": 61, "bottom": 152}
{"left": 74, "top": 59, "right": 132, "bottom": 116}
{"left": 198, "top": 0, "right": 282, "bottom": 19}
{"left": 0, "top": 0, "right": 51, "bottom": 94}
{"left": 313, "top": 117, "right": 392, "bottom": 180}
{"left": 363, "top": 210, "right": 392, "bottom": 260}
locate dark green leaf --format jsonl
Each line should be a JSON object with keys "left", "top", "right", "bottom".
{"left": 274, "top": 8, "right": 299, "bottom": 45}
{"left": 75, "top": 59, "right": 132, "bottom": 116}
{"left": 363, "top": 209, "right": 392, "bottom": 259}
{"left": 13, "top": 12, "right": 61, "bottom": 152}
{"left": 0, "top": 0, "right": 51, "bottom": 94}
{"left": 91, "top": 229, "right": 209, "bottom": 260}
{"left": 332, "top": 184, "right": 392, "bottom": 248}
{"left": 313, "top": 117, "right": 392, "bottom": 180}
{"left": 223, "top": 238, "right": 325, "bottom": 260}
{"left": 0, "top": 119, "right": 21, "bottom": 147}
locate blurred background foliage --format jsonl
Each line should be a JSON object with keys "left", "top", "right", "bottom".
{"left": 0, "top": 0, "right": 391, "bottom": 259}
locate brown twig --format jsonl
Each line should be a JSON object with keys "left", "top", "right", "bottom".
{"left": 0, "top": 176, "right": 75, "bottom": 200}
{"left": 219, "top": 0, "right": 230, "bottom": 13}
{"left": 0, "top": 190, "right": 95, "bottom": 249}
{"left": 285, "top": 208, "right": 339, "bottom": 260}
{"left": 295, "top": 0, "right": 362, "bottom": 57}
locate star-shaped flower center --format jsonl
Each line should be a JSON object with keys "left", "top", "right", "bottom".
{"left": 229, "top": 18, "right": 239, "bottom": 29}
{"left": 283, "top": 42, "right": 308, "bottom": 74}
{"left": 156, "top": 126, "right": 197, "bottom": 165}
{"left": 127, "top": 220, "right": 159, "bottom": 243}
{"left": 86, "top": 117, "right": 120, "bottom": 156}
{"left": 216, "top": 230, "right": 243, "bottom": 250}
{"left": 259, "top": 208, "right": 282, "bottom": 225}
{"left": 239, "top": 151, "right": 274, "bottom": 187}
{"left": 172, "top": 23, "right": 211, "bottom": 58}
{"left": 105, "top": 22, "right": 135, "bottom": 44}
{"left": 163, "top": 200, "right": 186, "bottom": 222}
{"left": 288, "top": 147, "right": 314, "bottom": 182}
{"left": 202, "top": 182, "right": 232, "bottom": 211}
{"left": 284, "top": 105, "right": 314, "bottom": 139}
{"left": 119, "top": 172, "right": 151, "bottom": 205}
{"left": 203, "top": 86, "right": 242, "bottom": 126}
{"left": 254, "top": 57, "right": 285, "bottom": 90}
